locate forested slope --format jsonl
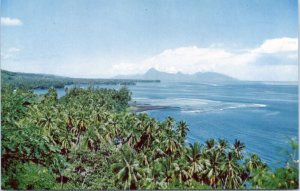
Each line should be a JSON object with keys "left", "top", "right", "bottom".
{"left": 1, "top": 70, "right": 160, "bottom": 89}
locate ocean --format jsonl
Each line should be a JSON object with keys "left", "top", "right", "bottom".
{"left": 34, "top": 81, "right": 298, "bottom": 168}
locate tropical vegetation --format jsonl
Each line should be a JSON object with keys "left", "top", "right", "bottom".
{"left": 1, "top": 84, "right": 298, "bottom": 189}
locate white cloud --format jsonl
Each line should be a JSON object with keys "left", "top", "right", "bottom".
{"left": 1, "top": 47, "right": 21, "bottom": 60}
{"left": 253, "top": 37, "right": 298, "bottom": 54}
{"left": 1, "top": 17, "right": 23, "bottom": 26}
{"left": 111, "top": 37, "right": 298, "bottom": 81}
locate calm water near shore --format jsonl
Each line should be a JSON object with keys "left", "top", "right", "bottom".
{"left": 34, "top": 81, "right": 298, "bottom": 168}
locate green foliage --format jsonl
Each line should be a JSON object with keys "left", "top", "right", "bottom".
{"left": 2, "top": 161, "right": 57, "bottom": 189}
{"left": 1, "top": 85, "right": 298, "bottom": 190}
{"left": 250, "top": 138, "right": 299, "bottom": 189}
{"left": 1, "top": 69, "right": 160, "bottom": 89}
{"left": 167, "top": 179, "right": 213, "bottom": 189}
{"left": 14, "top": 162, "right": 56, "bottom": 189}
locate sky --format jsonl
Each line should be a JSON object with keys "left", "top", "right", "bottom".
{"left": 1, "top": 0, "right": 298, "bottom": 81}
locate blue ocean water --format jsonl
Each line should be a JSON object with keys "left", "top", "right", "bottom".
{"left": 34, "top": 81, "right": 298, "bottom": 168}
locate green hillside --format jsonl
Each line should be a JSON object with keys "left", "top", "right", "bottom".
{"left": 1, "top": 70, "right": 160, "bottom": 89}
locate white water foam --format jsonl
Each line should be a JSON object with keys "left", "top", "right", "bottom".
{"left": 180, "top": 102, "right": 267, "bottom": 114}
{"left": 133, "top": 97, "right": 267, "bottom": 114}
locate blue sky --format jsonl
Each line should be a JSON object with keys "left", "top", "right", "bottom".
{"left": 1, "top": 0, "right": 298, "bottom": 81}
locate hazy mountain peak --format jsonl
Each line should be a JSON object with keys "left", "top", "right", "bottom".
{"left": 145, "top": 68, "right": 160, "bottom": 74}
{"left": 115, "top": 68, "right": 238, "bottom": 83}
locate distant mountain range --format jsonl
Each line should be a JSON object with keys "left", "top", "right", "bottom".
{"left": 115, "top": 68, "right": 237, "bottom": 83}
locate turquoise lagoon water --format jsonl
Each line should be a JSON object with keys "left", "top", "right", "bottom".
{"left": 34, "top": 81, "right": 298, "bottom": 168}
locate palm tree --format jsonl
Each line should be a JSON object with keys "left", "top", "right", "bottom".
{"left": 107, "top": 114, "right": 121, "bottom": 139}
{"left": 45, "top": 87, "right": 58, "bottom": 103}
{"left": 233, "top": 139, "right": 245, "bottom": 159}
{"left": 64, "top": 111, "right": 74, "bottom": 132}
{"left": 173, "top": 160, "right": 191, "bottom": 184}
{"left": 206, "top": 150, "right": 221, "bottom": 188}
{"left": 112, "top": 149, "right": 142, "bottom": 189}
{"left": 134, "top": 113, "right": 148, "bottom": 131}
{"left": 177, "top": 120, "right": 189, "bottom": 143}
{"left": 72, "top": 113, "right": 88, "bottom": 146}
{"left": 221, "top": 152, "right": 242, "bottom": 189}
{"left": 134, "top": 118, "right": 156, "bottom": 150}
{"left": 38, "top": 113, "right": 58, "bottom": 139}
{"left": 217, "top": 139, "right": 228, "bottom": 156}
{"left": 60, "top": 132, "right": 74, "bottom": 157}
{"left": 186, "top": 142, "right": 209, "bottom": 180}
{"left": 101, "top": 125, "right": 114, "bottom": 144}
{"left": 245, "top": 154, "right": 266, "bottom": 173}
{"left": 82, "top": 126, "right": 102, "bottom": 151}
{"left": 99, "top": 110, "right": 110, "bottom": 123}
{"left": 165, "top": 116, "right": 175, "bottom": 132}
{"left": 161, "top": 157, "right": 175, "bottom": 183}
{"left": 205, "top": 138, "right": 216, "bottom": 154}
{"left": 164, "top": 134, "right": 181, "bottom": 155}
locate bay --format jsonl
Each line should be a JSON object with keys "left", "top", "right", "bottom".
{"left": 34, "top": 81, "right": 298, "bottom": 168}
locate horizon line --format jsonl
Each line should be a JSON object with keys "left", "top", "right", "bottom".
{"left": 2, "top": 69, "right": 299, "bottom": 83}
